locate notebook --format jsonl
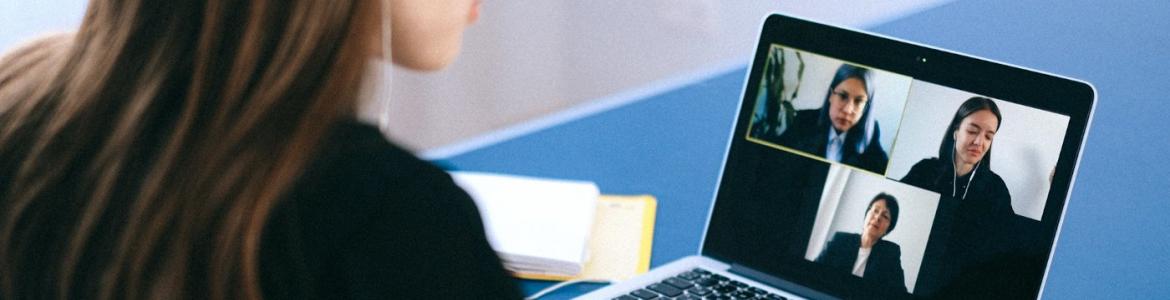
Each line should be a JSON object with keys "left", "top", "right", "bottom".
{"left": 580, "top": 13, "right": 1095, "bottom": 299}
{"left": 523, "top": 195, "right": 657, "bottom": 282}
{"left": 451, "top": 171, "right": 599, "bottom": 277}
{"left": 450, "top": 172, "right": 657, "bottom": 282}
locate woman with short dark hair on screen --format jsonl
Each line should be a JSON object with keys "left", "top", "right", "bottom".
{"left": 816, "top": 193, "right": 907, "bottom": 293}
{"left": 900, "top": 96, "right": 1017, "bottom": 296}
{"left": 0, "top": 0, "right": 520, "bottom": 299}
{"left": 778, "top": 64, "right": 889, "bottom": 174}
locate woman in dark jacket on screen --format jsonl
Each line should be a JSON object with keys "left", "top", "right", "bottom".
{"left": 817, "top": 193, "right": 907, "bottom": 293}
{"left": 901, "top": 96, "right": 1016, "bottom": 296}
{"left": 778, "top": 64, "right": 889, "bottom": 174}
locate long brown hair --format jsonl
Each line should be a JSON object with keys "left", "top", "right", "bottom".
{"left": 0, "top": 0, "right": 376, "bottom": 299}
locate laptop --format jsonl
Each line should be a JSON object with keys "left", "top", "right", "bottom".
{"left": 579, "top": 13, "right": 1096, "bottom": 299}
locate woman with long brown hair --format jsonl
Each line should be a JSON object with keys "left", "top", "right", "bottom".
{"left": 0, "top": 0, "right": 516, "bottom": 298}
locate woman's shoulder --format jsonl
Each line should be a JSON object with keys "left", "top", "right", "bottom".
{"left": 323, "top": 120, "right": 414, "bottom": 163}
{"left": 265, "top": 120, "right": 517, "bottom": 298}
{"left": 976, "top": 168, "right": 1012, "bottom": 202}
{"left": 778, "top": 109, "right": 823, "bottom": 142}
{"left": 979, "top": 168, "right": 1008, "bottom": 188}
{"left": 791, "top": 109, "right": 821, "bottom": 127}
{"left": 284, "top": 119, "right": 472, "bottom": 233}
{"left": 900, "top": 157, "right": 943, "bottom": 190}
{"left": 911, "top": 157, "right": 942, "bottom": 168}
{"left": 903, "top": 157, "right": 942, "bottom": 178}
{"left": 831, "top": 231, "right": 859, "bottom": 239}
{"left": 317, "top": 120, "right": 449, "bottom": 185}
{"left": 829, "top": 231, "right": 862, "bottom": 244}
{"left": 876, "top": 239, "right": 902, "bottom": 255}
{"left": 820, "top": 232, "right": 860, "bottom": 259}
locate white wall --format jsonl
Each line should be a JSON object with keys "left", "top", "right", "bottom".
{"left": 1, "top": 0, "right": 952, "bottom": 151}
{"left": 0, "top": 0, "right": 86, "bottom": 51}
{"left": 806, "top": 165, "right": 939, "bottom": 292}
{"left": 386, "top": 1, "right": 787, "bottom": 150}
{"left": 885, "top": 80, "right": 1070, "bottom": 220}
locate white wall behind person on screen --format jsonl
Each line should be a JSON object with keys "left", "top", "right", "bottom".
{"left": 886, "top": 81, "right": 1070, "bottom": 221}
{"left": 780, "top": 49, "right": 913, "bottom": 156}
{"left": 805, "top": 166, "right": 939, "bottom": 292}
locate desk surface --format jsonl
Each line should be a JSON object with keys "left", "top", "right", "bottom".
{"left": 442, "top": 0, "right": 1170, "bottom": 298}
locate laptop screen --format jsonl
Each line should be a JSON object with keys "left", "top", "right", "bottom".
{"left": 702, "top": 15, "right": 1094, "bottom": 299}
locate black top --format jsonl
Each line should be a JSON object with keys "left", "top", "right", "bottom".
{"left": 815, "top": 232, "right": 907, "bottom": 293}
{"left": 259, "top": 120, "right": 520, "bottom": 299}
{"left": 900, "top": 159, "right": 1015, "bottom": 244}
{"left": 773, "top": 109, "right": 889, "bottom": 174}
{"left": 900, "top": 158, "right": 1042, "bottom": 297}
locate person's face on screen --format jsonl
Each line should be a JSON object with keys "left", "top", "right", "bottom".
{"left": 863, "top": 199, "right": 892, "bottom": 240}
{"left": 952, "top": 109, "right": 999, "bottom": 167}
{"left": 828, "top": 78, "right": 869, "bottom": 133}
{"left": 381, "top": 0, "right": 481, "bottom": 70}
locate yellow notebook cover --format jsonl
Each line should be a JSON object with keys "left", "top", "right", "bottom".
{"left": 515, "top": 195, "right": 657, "bottom": 281}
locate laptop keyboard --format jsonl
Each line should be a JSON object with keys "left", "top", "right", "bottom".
{"left": 611, "top": 268, "right": 788, "bottom": 300}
